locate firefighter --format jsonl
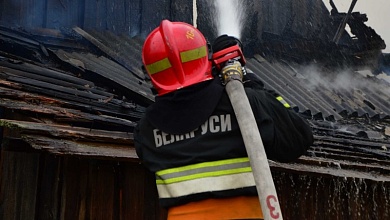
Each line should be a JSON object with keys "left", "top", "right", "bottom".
{"left": 134, "top": 20, "right": 314, "bottom": 220}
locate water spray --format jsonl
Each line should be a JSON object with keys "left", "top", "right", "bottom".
{"left": 213, "top": 0, "right": 246, "bottom": 40}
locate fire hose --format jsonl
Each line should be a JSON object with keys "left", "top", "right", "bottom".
{"left": 214, "top": 47, "right": 283, "bottom": 220}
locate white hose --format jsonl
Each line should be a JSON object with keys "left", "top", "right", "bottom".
{"left": 225, "top": 79, "right": 283, "bottom": 220}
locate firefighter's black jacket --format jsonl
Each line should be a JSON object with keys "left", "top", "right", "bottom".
{"left": 134, "top": 73, "right": 314, "bottom": 208}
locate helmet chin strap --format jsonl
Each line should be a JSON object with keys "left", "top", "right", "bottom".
{"left": 207, "top": 41, "right": 213, "bottom": 61}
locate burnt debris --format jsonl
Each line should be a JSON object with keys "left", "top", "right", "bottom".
{"left": 259, "top": 0, "right": 386, "bottom": 73}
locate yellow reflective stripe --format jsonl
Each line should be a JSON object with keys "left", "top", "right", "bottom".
{"left": 145, "top": 58, "right": 171, "bottom": 75}
{"left": 156, "top": 157, "right": 250, "bottom": 176}
{"left": 276, "top": 96, "right": 291, "bottom": 108}
{"left": 156, "top": 167, "right": 252, "bottom": 185}
{"left": 180, "top": 45, "right": 207, "bottom": 63}
{"left": 156, "top": 172, "right": 256, "bottom": 198}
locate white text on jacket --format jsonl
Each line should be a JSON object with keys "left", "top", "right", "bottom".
{"left": 153, "top": 114, "right": 232, "bottom": 147}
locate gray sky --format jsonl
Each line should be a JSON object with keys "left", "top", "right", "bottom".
{"left": 323, "top": 0, "right": 390, "bottom": 53}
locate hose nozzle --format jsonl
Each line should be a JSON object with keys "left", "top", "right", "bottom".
{"left": 221, "top": 60, "right": 243, "bottom": 84}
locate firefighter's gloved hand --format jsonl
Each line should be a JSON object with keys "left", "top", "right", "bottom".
{"left": 212, "top": 34, "right": 243, "bottom": 53}
{"left": 243, "top": 70, "right": 265, "bottom": 90}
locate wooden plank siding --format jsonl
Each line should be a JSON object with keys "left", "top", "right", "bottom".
{"left": 272, "top": 170, "right": 390, "bottom": 219}
{"left": 0, "top": 0, "right": 46, "bottom": 27}
{"left": 2, "top": 146, "right": 388, "bottom": 219}
{"left": 46, "top": 0, "right": 83, "bottom": 30}
{"left": 1, "top": 0, "right": 329, "bottom": 47}
{"left": 0, "top": 0, "right": 193, "bottom": 38}
{"left": 195, "top": 0, "right": 329, "bottom": 55}
{"left": 0, "top": 110, "right": 165, "bottom": 219}
{"left": 0, "top": 150, "right": 40, "bottom": 220}
{"left": 0, "top": 149, "right": 167, "bottom": 220}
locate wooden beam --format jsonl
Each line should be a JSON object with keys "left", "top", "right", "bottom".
{"left": 25, "top": 135, "right": 138, "bottom": 161}
{"left": 0, "top": 119, "right": 133, "bottom": 145}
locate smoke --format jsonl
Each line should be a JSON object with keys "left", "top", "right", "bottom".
{"left": 298, "top": 64, "right": 376, "bottom": 92}
{"left": 377, "top": 72, "right": 390, "bottom": 84}
{"left": 213, "top": 0, "right": 247, "bottom": 40}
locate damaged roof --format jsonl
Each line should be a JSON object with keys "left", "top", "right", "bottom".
{"left": 0, "top": 25, "right": 389, "bottom": 181}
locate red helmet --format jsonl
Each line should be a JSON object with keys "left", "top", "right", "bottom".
{"left": 142, "top": 20, "right": 213, "bottom": 96}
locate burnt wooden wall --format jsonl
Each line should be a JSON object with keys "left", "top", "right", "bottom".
{"left": 0, "top": 103, "right": 388, "bottom": 219}
{"left": 0, "top": 0, "right": 330, "bottom": 55}
{"left": 0, "top": 149, "right": 167, "bottom": 220}
{"left": 0, "top": 0, "right": 193, "bottom": 38}
{"left": 0, "top": 106, "right": 166, "bottom": 219}
{"left": 273, "top": 171, "right": 390, "bottom": 220}
{"left": 2, "top": 148, "right": 389, "bottom": 220}
{"left": 196, "top": 0, "right": 330, "bottom": 56}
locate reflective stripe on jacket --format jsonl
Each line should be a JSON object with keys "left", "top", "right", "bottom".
{"left": 156, "top": 157, "right": 255, "bottom": 198}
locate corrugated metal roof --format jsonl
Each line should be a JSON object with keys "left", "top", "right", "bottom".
{"left": 244, "top": 55, "right": 390, "bottom": 181}
{"left": 247, "top": 55, "right": 390, "bottom": 121}
{"left": 53, "top": 49, "right": 154, "bottom": 104}
{"left": 0, "top": 59, "right": 145, "bottom": 125}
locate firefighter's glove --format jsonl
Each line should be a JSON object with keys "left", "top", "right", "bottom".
{"left": 243, "top": 71, "right": 265, "bottom": 90}
{"left": 212, "top": 34, "right": 243, "bottom": 53}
